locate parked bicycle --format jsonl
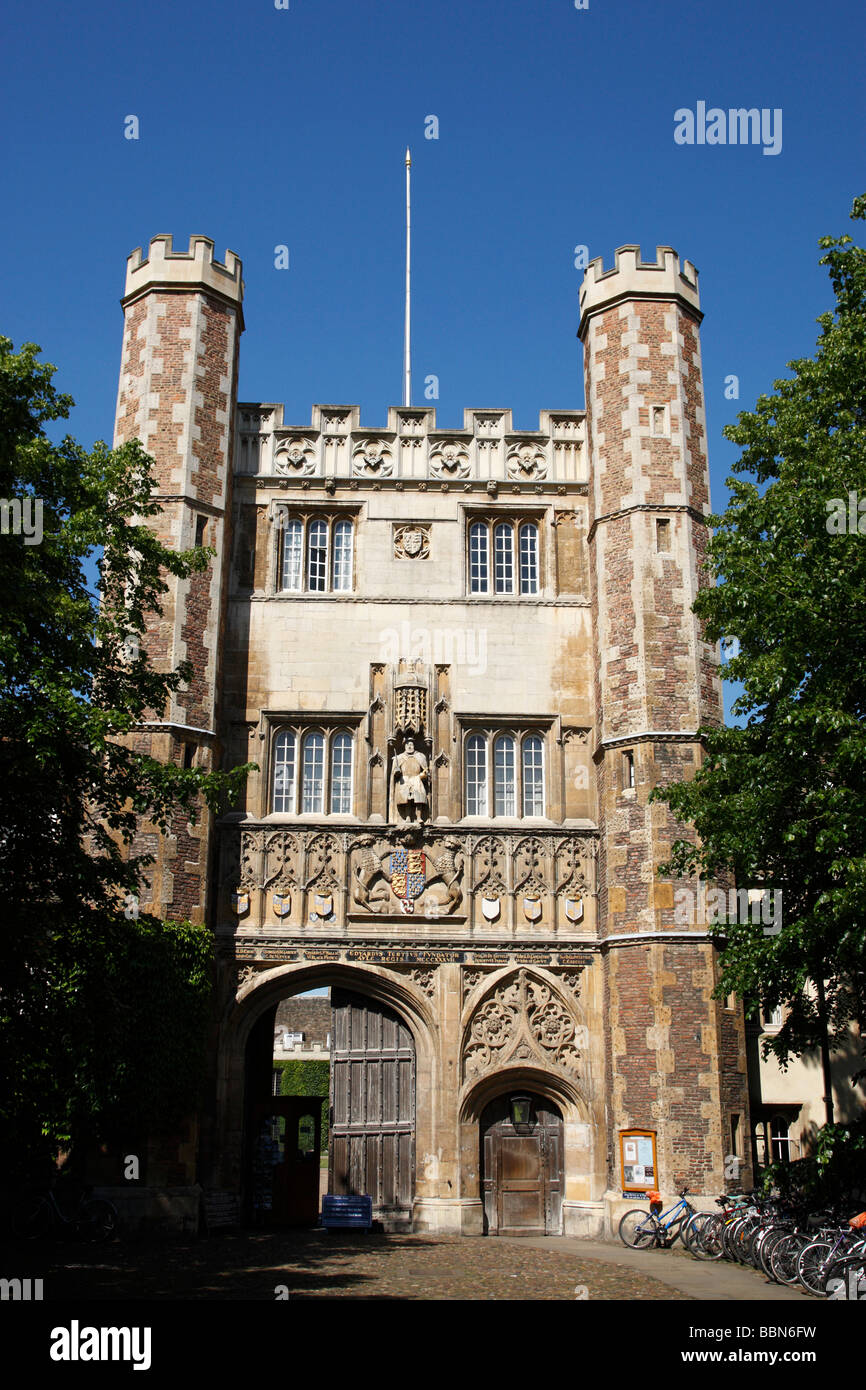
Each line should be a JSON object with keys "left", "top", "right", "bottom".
{"left": 11, "top": 1180, "right": 117, "bottom": 1242}
{"left": 619, "top": 1188, "right": 704, "bottom": 1251}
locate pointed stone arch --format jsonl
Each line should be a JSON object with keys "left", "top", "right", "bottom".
{"left": 460, "top": 966, "right": 585, "bottom": 1087}
{"left": 211, "top": 961, "right": 437, "bottom": 1198}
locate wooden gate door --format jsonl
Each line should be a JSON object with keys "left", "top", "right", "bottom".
{"left": 481, "top": 1095, "right": 563, "bottom": 1235}
{"left": 329, "top": 988, "right": 415, "bottom": 1224}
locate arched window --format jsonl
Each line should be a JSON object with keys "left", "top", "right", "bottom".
{"left": 330, "top": 730, "right": 353, "bottom": 814}
{"left": 493, "top": 523, "right": 514, "bottom": 594}
{"left": 522, "top": 735, "right": 544, "bottom": 815}
{"left": 469, "top": 522, "right": 488, "bottom": 594}
{"left": 493, "top": 734, "right": 516, "bottom": 816}
{"left": 301, "top": 731, "right": 325, "bottom": 813}
{"left": 307, "top": 520, "right": 328, "bottom": 593}
{"left": 465, "top": 734, "right": 488, "bottom": 816}
{"left": 281, "top": 519, "right": 303, "bottom": 591}
{"left": 272, "top": 731, "right": 296, "bottom": 813}
{"left": 519, "top": 523, "right": 538, "bottom": 594}
{"left": 332, "top": 519, "right": 353, "bottom": 591}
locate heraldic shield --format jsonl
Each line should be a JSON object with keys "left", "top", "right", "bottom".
{"left": 391, "top": 845, "right": 426, "bottom": 915}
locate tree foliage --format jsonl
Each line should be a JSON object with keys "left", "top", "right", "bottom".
{"left": 652, "top": 197, "right": 866, "bottom": 1106}
{"left": 0, "top": 336, "right": 252, "bottom": 1177}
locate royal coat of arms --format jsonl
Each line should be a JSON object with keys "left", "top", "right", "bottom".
{"left": 390, "top": 846, "right": 426, "bottom": 915}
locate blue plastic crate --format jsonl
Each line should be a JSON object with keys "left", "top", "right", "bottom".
{"left": 321, "top": 1195, "right": 373, "bottom": 1230}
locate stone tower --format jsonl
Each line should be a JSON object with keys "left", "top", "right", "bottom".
{"left": 579, "top": 247, "right": 751, "bottom": 1193}
{"left": 113, "top": 234, "right": 245, "bottom": 924}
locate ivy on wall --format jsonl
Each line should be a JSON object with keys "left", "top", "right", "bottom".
{"left": 275, "top": 1059, "right": 329, "bottom": 1153}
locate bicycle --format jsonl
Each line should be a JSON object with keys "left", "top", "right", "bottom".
{"left": 11, "top": 1180, "right": 117, "bottom": 1242}
{"left": 797, "top": 1212, "right": 866, "bottom": 1297}
{"left": 619, "top": 1188, "right": 700, "bottom": 1250}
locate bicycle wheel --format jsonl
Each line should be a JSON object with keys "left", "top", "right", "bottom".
{"left": 758, "top": 1225, "right": 790, "bottom": 1279}
{"left": 11, "top": 1193, "right": 51, "bottom": 1239}
{"left": 619, "top": 1209, "right": 658, "bottom": 1249}
{"left": 683, "top": 1211, "right": 714, "bottom": 1256}
{"left": 770, "top": 1233, "right": 808, "bottom": 1287}
{"left": 796, "top": 1240, "right": 834, "bottom": 1297}
{"left": 697, "top": 1215, "right": 726, "bottom": 1261}
{"left": 79, "top": 1198, "right": 117, "bottom": 1242}
{"left": 825, "top": 1254, "right": 866, "bottom": 1301}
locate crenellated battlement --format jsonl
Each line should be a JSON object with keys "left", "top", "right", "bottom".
{"left": 122, "top": 233, "right": 244, "bottom": 310}
{"left": 577, "top": 244, "right": 700, "bottom": 338}
{"left": 234, "top": 402, "right": 586, "bottom": 485}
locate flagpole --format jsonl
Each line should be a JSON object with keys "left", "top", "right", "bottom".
{"left": 403, "top": 147, "right": 411, "bottom": 408}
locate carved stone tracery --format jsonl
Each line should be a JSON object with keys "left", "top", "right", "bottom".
{"left": 463, "top": 969, "right": 581, "bottom": 1080}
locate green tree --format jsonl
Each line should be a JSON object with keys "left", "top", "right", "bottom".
{"left": 0, "top": 336, "right": 252, "bottom": 1178}
{"left": 652, "top": 197, "right": 866, "bottom": 1123}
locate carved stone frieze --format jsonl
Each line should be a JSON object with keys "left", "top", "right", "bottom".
{"left": 274, "top": 437, "right": 317, "bottom": 476}
{"left": 506, "top": 442, "right": 548, "bottom": 480}
{"left": 409, "top": 968, "right": 436, "bottom": 998}
{"left": 472, "top": 835, "right": 509, "bottom": 895}
{"left": 429, "top": 439, "right": 471, "bottom": 478}
{"left": 352, "top": 439, "right": 394, "bottom": 477}
{"left": 220, "top": 824, "right": 598, "bottom": 927}
{"left": 264, "top": 831, "right": 299, "bottom": 894}
{"left": 304, "top": 832, "right": 343, "bottom": 894}
{"left": 462, "top": 966, "right": 487, "bottom": 1001}
{"left": 513, "top": 835, "right": 547, "bottom": 897}
{"left": 463, "top": 969, "right": 581, "bottom": 1081}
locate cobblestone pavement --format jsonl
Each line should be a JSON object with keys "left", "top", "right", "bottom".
{"left": 4, "top": 1229, "right": 814, "bottom": 1301}
{"left": 7, "top": 1230, "right": 689, "bottom": 1301}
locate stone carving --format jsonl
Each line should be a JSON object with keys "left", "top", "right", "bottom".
{"left": 409, "top": 968, "right": 436, "bottom": 999}
{"left": 349, "top": 831, "right": 465, "bottom": 916}
{"left": 390, "top": 737, "right": 429, "bottom": 823}
{"left": 472, "top": 835, "right": 509, "bottom": 896}
{"left": 304, "top": 832, "right": 342, "bottom": 894}
{"left": 394, "top": 524, "right": 431, "bottom": 560}
{"left": 264, "top": 831, "right": 300, "bottom": 894}
{"left": 424, "top": 837, "right": 465, "bottom": 916}
{"left": 429, "top": 439, "right": 471, "bottom": 479}
{"left": 462, "top": 967, "right": 486, "bottom": 1001}
{"left": 513, "top": 835, "right": 547, "bottom": 897}
{"left": 236, "top": 964, "right": 258, "bottom": 993}
{"left": 350, "top": 834, "right": 392, "bottom": 910}
{"left": 274, "top": 438, "right": 317, "bottom": 476}
{"left": 507, "top": 442, "right": 548, "bottom": 480}
{"left": 352, "top": 439, "right": 394, "bottom": 477}
{"left": 238, "top": 829, "right": 261, "bottom": 889}
{"left": 463, "top": 969, "right": 581, "bottom": 1080}
{"left": 555, "top": 836, "right": 589, "bottom": 896}
{"left": 394, "top": 684, "right": 427, "bottom": 734}
{"left": 558, "top": 970, "right": 583, "bottom": 996}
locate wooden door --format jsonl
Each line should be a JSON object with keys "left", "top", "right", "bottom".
{"left": 329, "top": 989, "right": 415, "bottom": 1222}
{"left": 481, "top": 1095, "right": 563, "bottom": 1235}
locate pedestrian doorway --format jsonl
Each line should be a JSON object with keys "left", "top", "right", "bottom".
{"left": 480, "top": 1092, "right": 564, "bottom": 1235}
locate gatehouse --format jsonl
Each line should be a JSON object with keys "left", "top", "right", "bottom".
{"left": 112, "top": 234, "right": 752, "bottom": 1235}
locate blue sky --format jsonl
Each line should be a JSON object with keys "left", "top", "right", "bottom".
{"left": 2, "top": 0, "right": 864, "bottom": 718}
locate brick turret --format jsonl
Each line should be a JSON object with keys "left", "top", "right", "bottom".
{"left": 113, "top": 234, "right": 244, "bottom": 923}
{"left": 580, "top": 247, "right": 751, "bottom": 1197}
